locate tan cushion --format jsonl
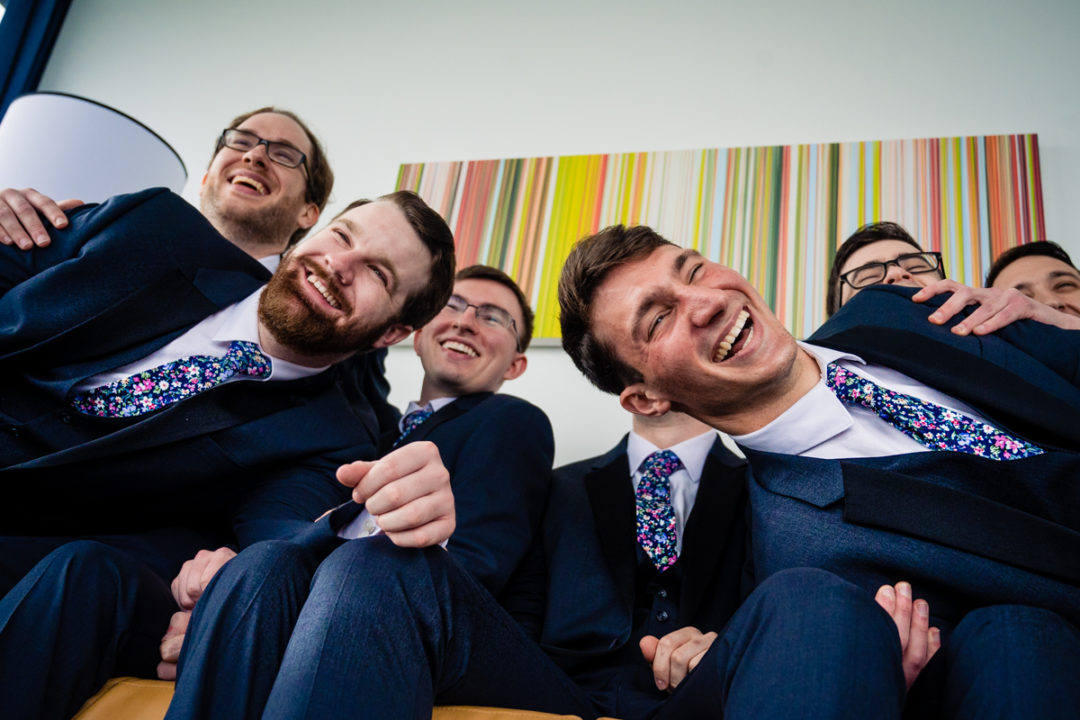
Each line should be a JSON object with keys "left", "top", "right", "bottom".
{"left": 73, "top": 677, "right": 595, "bottom": 720}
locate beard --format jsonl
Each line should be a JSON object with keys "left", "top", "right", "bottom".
{"left": 258, "top": 260, "right": 386, "bottom": 358}
{"left": 201, "top": 182, "right": 306, "bottom": 250}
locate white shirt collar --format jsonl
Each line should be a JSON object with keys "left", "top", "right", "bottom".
{"left": 732, "top": 342, "right": 861, "bottom": 455}
{"left": 217, "top": 290, "right": 328, "bottom": 381}
{"left": 627, "top": 428, "right": 718, "bottom": 483}
{"left": 258, "top": 254, "right": 281, "bottom": 273}
{"left": 399, "top": 396, "right": 458, "bottom": 433}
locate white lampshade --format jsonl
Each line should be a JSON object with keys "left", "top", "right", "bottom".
{"left": 0, "top": 92, "right": 187, "bottom": 203}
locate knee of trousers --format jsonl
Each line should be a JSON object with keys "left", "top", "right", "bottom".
{"left": 37, "top": 540, "right": 138, "bottom": 587}
{"left": 309, "top": 537, "right": 455, "bottom": 609}
{"left": 748, "top": 567, "right": 895, "bottom": 635}
{"left": 951, "top": 605, "right": 1080, "bottom": 647}
{"left": 209, "top": 539, "right": 321, "bottom": 596}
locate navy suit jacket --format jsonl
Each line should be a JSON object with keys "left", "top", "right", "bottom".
{"left": 746, "top": 285, "right": 1080, "bottom": 627}
{"left": 0, "top": 188, "right": 377, "bottom": 547}
{"left": 526, "top": 434, "right": 747, "bottom": 694}
{"left": 315, "top": 392, "right": 555, "bottom": 599}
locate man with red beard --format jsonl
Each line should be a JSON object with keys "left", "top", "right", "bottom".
{"left": 0, "top": 186, "right": 456, "bottom": 720}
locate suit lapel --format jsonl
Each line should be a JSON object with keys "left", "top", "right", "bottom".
{"left": 679, "top": 439, "right": 747, "bottom": 620}
{"left": 379, "top": 393, "right": 492, "bottom": 454}
{"left": 583, "top": 439, "right": 637, "bottom": 613}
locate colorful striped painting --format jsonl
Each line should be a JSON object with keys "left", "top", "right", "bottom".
{"left": 397, "top": 134, "right": 1044, "bottom": 340}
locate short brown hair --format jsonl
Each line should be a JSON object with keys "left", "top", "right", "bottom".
{"left": 986, "top": 240, "right": 1077, "bottom": 287}
{"left": 455, "top": 265, "right": 535, "bottom": 351}
{"left": 558, "top": 224, "right": 676, "bottom": 395}
{"left": 336, "top": 192, "right": 456, "bottom": 332}
{"left": 827, "top": 221, "right": 923, "bottom": 316}
{"left": 213, "top": 107, "right": 335, "bottom": 248}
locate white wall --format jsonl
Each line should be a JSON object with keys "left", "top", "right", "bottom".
{"left": 39, "top": 0, "right": 1080, "bottom": 464}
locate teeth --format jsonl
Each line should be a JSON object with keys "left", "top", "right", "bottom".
{"left": 231, "top": 176, "right": 267, "bottom": 195}
{"left": 442, "top": 340, "right": 478, "bottom": 357}
{"left": 307, "top": 273, "right": 340, "bottom": 308}
{"left": 713, "top": 310, "right": 750, "bottom": 362}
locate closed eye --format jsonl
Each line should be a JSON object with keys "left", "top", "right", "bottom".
{"left": 370, "top": 265, "right": 388, "bottom": 286}
{"left": 332, "top": 228, "right": 351, "bottom": 246}
{"left": 688, "top": 263, "right": 702, "bottom": 282}
{"left": 647, "top": 311, "right": 668, "bottom": 340}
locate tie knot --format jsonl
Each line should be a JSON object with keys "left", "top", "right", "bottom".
{"left": 396, "top": 406, "right": 434, "bottom": 445}
{"left": 225, "top": 340, "right": 273, "bottom": 379}
{"left": 641, "top": 449, "right": 682, "bottom": 478}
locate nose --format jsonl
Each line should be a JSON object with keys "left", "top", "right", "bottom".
{"left": 241, "top": 141, "right": 270, "bottom": 167}
{"left": 323, "top": 252, "right": 351, "bottom": 286}
{"left": 883, "top": 263, "right": 912, "bottom": 284}
{"left": 683, "top": 285, "right": 725, "bottom": 328}
{"left": 452, "top": 305, "right": 479, "bottom": 332}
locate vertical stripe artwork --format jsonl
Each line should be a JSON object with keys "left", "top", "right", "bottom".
{"left": 397, "top": 134, "right": 1045, "bottom": 340}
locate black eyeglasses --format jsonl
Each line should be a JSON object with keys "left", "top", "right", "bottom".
{"left": 840, "top": 251, "right": 946, "bottom": 289}
{"left": 444, "top": 294, "right": 521, "bottom": 350}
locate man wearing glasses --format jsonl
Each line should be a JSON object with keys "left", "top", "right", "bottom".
{"left": 827, "top": 221, "right": 1080, "bottom": 336}
{"left": 162, "top": 265, "right": 558, "bottom": 719}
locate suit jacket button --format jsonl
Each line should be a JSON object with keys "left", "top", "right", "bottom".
{"left": 61, "top": 413, "right": 74, "bottom": 424}
{"left": 656, "top": 610, "right": 670, "bottom": 622}
{"left": 656, "top": 589, "right": 668, "bottom": 599}
{"left": 7, "top": 426, "right": 20, "bottom": 438}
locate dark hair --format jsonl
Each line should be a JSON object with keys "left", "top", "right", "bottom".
{"left": 559, "top": 224, "right": 676, "bottom": 395}
{"left": 336, "top": 192, "right": 456, "bottom": 332}
{"left": 213, "top": 107, "right": 335, "bottom": 248}
{"left": 985, "top": 240, "right": 1078, "bottom": 288}
{"left": 455, "top": 265, "right": 535, "bottom": 351}
{"left": 827, "top": 221, "right": 923, "bottom": 316}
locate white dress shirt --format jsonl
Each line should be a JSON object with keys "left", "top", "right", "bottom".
{"left": 628, "top": 428, "right": 719, "bottom": 554}
{"left": 73, "top": 289, "right": 327, "bottom": 393}
{"left": 733, "top": 342, "right": 994, "bottom": 459}
{"left": 258, "top": 254, "right": 281, "bottom": 273}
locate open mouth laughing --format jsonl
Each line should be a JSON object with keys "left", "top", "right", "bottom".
{"left": 228, "top": 172, "right": 269, "bottom": 195}
{"left": 713, "top": 309, "right": 753, "bottom": 362}
{"left": 305, "top": 269, "right": 341, "bottom": 310}
{"left": 441, "top": 339, "right": 478, "bottom": 358}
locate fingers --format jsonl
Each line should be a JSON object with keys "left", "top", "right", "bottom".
{"left": 158, "top": 610, "right": 191, "bottom": 678}
{"left": 356, "top": 442, "right": 447, "bottom": 512}
{"left": 876, "top": 582, "right": 912, "bottom": 648}
{"left": 639, "top": 635, "right": 660, "bottom": 663}
{"left": 0, "top": 188, "right": 67, "bottom": 249}
{"left": 911, "top": 278, "right": 961, "bottom": 305}
{"left": 170, "top": 547, "right": 236, "bottom": 609}
{"left": 337, "top": 459, "right": 374, "bottom": 490}
{"left": 378, "top": 490, "right": 456, "bottom": 548}
{"left": 647, "top": 627, "right": 717, "bottom": 692}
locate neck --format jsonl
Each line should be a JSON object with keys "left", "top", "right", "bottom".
{"left": 208, "top": 215, "right": 290, "bottom": 260}
{"left": 632, "top": 413, "right": 714, "bottom": 449}
{"left": 418, "top": 377, "right": 499, "bottom": 406}
{"left": 696, "top": 347, "right": 821, "bottom": 436}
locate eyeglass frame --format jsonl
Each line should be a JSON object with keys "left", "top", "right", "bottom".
{"left": 217, "top": 128, "right": 315, "bottom": 201}
{"left": 838, "top": 251, "right": 946, "bottom": 290}
{"left": 443, "top": 294, "right": 522, "bottom": 351}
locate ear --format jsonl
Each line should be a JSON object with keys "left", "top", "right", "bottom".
{"left": 619, "top": 382, "right": 671, "bottom": 417}
{"left": 373, "top": 324, "right": 413, "bottom": 349}
{"left": 296, "top": 203, "right": 319, "bottom": 231}
{"left": 412, "top": 327, "right": 426, "bottom": 356}
{"left": 199, "top": 173, "right": 208, "bottom": 191}
{"left": 501, "top": 353, "right": 527, "bottom": 382}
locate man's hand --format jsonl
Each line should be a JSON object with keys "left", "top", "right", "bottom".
{"left": 639, "top": 626, "right": 718, "bottom": 692}
{"left": 337, "top": 441, "right": 455, "bottom": 548}
{"left": 0, "top": 188, "right": 82, "bottom": 249}
{"left": 875, "top": 582, "right": 941, "bottom": 689}
{"left": 157, "top": 610, "right": 190, "bottom": 680}
{"left": 913, "top": 279, "right": 1080, "bottom": 334}
{"left": 170, "top": 546, "right": 237, "bottom": 610}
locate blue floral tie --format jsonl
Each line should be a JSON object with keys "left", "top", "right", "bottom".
{"left": 71, "top": 340, "right": 272, "bottom": 418}
{"left": 825, "top": 363, "right": 1042, "bottom": 461}
{"left": 394, "top": 406, "right": 434, "bottom": 447}
{"left": 636, "top": 449, "right": 682, "bottom": 572}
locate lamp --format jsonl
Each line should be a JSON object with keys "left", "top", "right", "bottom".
{"left": 0, "top": 92, "right": 187, "bottom": 203}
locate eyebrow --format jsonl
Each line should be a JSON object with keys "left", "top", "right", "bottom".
{"left": 339, "top": 217, "right": 399, "bottom": 291}
{"left": 629, "top": 248, "right": 701, "bottom": 341}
